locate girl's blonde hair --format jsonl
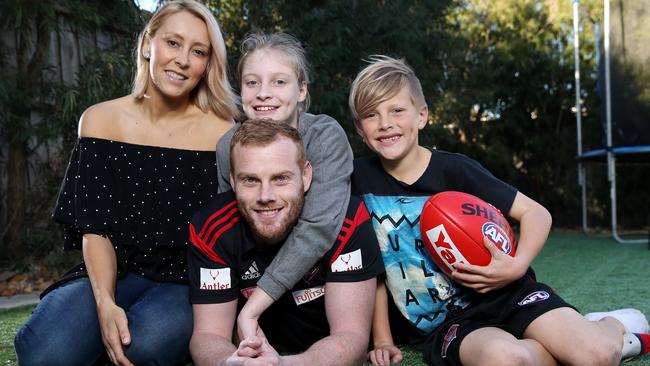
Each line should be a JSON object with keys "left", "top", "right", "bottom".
{"left": 237, "top": 32, "right": 311, "bottom": 114}
{"left": 132, "top": 0, "right": 239, "bottom": 120}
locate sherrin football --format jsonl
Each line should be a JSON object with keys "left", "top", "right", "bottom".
{"left": 420, "top": 191, "right": 517, "bottom": 277}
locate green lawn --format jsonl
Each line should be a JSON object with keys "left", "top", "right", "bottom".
{"left": 380, "top": 231, "right": 650, "bottom": 366}
{"left": 2, "top": 231, "right": 649, "bottom": 365}
{"left": 0, "top": 305, "right": 32, "bottom": 365}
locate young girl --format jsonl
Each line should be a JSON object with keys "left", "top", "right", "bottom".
{"left": 214, "top": 32, "right": 354, "bottom": 338}
{"left": 14, "top": 1, "right": 237, "bottom": 365}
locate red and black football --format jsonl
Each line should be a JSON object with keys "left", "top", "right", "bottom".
{"left": 420, "top": 191, "right": 517, "bottom": 277}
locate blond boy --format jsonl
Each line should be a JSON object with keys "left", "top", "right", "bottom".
{"left": 349, "top": 55, "right": 649, "bottom": 366}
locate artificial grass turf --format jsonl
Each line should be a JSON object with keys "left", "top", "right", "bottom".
{"left": 370, "top": 231, "right": 650, "bottom": 366}
{"left": 532, "top": 231, "right": 650, "bottom": 316}
{"left": 2, "top": 231, "right": 649, "bottom": 365}
{"left": 0, "top": 305, "right": 33, "bottom": 364}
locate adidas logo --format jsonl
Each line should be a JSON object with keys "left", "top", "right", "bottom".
{"left": 242, "top": 261, "right": 261, "bottom": 280}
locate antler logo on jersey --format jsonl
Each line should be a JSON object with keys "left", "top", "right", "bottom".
{"left": 200, "top": 267, "right": 231, "bottom": 290}
{"left": 331, "top": 249, "right": 363, "bottom": 272}
{"left": 482, "top": 222, "right": 512, "bottom": 254}
{"left": 424, "top": 224, "right": 469, "bottom": 273}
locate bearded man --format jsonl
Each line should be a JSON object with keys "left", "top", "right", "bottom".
{"left": 187, "top": 118, "right": 384, "bottom": 366}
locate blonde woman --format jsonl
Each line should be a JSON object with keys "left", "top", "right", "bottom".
{"left": 14, "top": 1, "right": 237, "bottom": 365}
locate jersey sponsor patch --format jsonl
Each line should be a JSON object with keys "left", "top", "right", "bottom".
{"left": 517, "top": 290, "right": 550, "bottom": 306}
{"left": 292, "top": 286, "right": 325, "bottom": 306}
{"left": 242, "top": 261, "right": 260, "bottom": 280}
{"left": 331, "top": 248, "right": 363, "bottom": 272}
{"left": 199, "top": 267, "right": 231, "bottom": 290}
{"left": 441, "top": 324, "right": 459, "bottom": 358}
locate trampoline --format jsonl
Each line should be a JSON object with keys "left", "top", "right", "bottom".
{"left": 573, "top": 0, "right": 650, "bottom": 244}
{"left": 576, "top": 146, "right": 650, "bottom": 162}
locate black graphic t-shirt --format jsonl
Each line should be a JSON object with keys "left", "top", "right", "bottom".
{"left": 352, "top": 150, "right": 517, "bottom": 334}
{"left": 188, "top": 192, "right": 384, "bottom": 351}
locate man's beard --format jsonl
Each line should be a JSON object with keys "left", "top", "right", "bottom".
{"left": 239, "top": 194, "right": 305, "bottom": 246}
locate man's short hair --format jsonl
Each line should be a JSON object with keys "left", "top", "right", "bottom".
{"left": 230, "top": 119, "right": 306, "bottom": 173}
{"left": 348, "top": 55, "right": 426, "bottom": 126}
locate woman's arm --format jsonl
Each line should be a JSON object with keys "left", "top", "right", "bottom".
{"left": 83, "top": 234, "right": 133, "bottom": 366}
{"left": 77, "top": 103, "right": 133, "bottom": 366}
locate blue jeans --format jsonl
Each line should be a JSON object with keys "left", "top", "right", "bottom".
{"left": 14, "top": 273, "right": 192, "bottom": 366}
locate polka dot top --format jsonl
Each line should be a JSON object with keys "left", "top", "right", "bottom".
{"left": 48, "top": 137, "right": 217, "bottom": 292}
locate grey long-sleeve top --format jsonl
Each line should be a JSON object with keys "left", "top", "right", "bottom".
{"left": 216, "top": 113, "right": 353, "bottom": 300}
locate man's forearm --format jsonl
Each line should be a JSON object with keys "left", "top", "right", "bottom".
{"left": 190, "top": 332, "right": 236, "bottom": 366}
{"left": 282, "top": 331, "right": 368, "bottom": 366}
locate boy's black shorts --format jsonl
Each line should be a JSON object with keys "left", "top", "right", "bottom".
{"left": 423, "top": 275, "right": 576, "bottom": 366}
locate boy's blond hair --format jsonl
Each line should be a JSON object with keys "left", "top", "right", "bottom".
{"left": 348, "top": 55, "right": 426, "bottom": 125}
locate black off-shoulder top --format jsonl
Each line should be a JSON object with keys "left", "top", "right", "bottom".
{"left": 44, "top": 137, "right": 217, "bottom": 296}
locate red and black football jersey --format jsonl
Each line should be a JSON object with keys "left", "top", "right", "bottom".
{"left": 187, "top": 191, "right": 384, "bottom": 351}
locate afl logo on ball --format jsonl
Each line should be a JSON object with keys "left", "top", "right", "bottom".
{"left": 482, "top": 222, "right": 512, "bottom": 254}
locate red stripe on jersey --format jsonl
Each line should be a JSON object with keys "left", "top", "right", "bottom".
{"left": 329, "top": 201, "right": 371, "bottom": 265}
{"left": 198, "top": 200, "right": 237, "bottom": 237}
{"left": 207, "top": 216, "right": 240, "bottom": 249}
{"left": 189, "top": 223, "right": 226, "bottom": 265}
{"left": 201, "top": 207, "right": 238, "bottom": 244}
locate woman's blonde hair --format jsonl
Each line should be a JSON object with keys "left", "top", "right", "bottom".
{"left": 236, "top": 32, "right": 311, "bottom": 114}
{"left": 132, "top": 0, "right": 239, "bottom": 120}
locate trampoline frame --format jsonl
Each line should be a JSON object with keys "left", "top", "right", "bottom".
{"left": 573, "top": 0, "right": 648, "bottom": 244}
